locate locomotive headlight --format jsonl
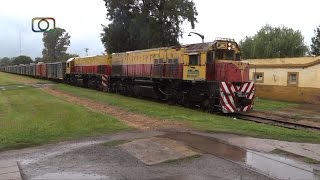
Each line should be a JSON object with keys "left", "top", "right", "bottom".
{"left": 228, "top": 47, "right": 231, "bottom": 50}
{"left": 228, "top": 43, "right": 231, "bottom": 46}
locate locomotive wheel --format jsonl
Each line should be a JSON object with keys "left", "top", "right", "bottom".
{"left": 201, "top": 99, "right": 210, "bottom": 111}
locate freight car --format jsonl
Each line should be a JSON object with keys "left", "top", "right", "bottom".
{"left": 2, "top": 62, "right": 66, "bottom": 80}
{"left": 0, "top": 38, "right": 255, "bottom": 113}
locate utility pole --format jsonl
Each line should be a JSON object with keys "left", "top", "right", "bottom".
{"left": 19, "top": 29, "right": 21, "bottom": 56}
{"left": 84, "top": 48, "right": 89, "bottom": 56}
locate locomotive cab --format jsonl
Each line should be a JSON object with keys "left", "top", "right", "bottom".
{"left": 183, "top": 38, "right": 255, "bottom": 113}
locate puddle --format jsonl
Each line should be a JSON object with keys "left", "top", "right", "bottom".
{"left": 161, "top": 132, "right": 320, "bottom": 180}
{"left": 0, "top": 84, "right": 28, "bottom": 91}
{"left": 149, "top": 174, "right": 224, "bottom": 180}
{"left": 32, "top": 172, "right": 110, "bottom": 180}
{"left": 0, "top": 84, "right": 55, "bottom": 91}
{"left": 246, "top": 151, "right": 320, "bottom": 180}
{"left": 32, "top": 83, "right": 56, "bottom": 88}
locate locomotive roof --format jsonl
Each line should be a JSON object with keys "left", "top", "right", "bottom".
{"left": 115, "top": 40, "right": 237, "bottom": 54}
{"left": 183, "top": 42, "right": 215, "bottom": 53}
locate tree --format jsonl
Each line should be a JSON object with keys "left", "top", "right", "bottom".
{"left": 311, "top": 25, "right": 320, "bottom": 56}
{"left": 101, "top": 0, "right": 198, "bottom": 53}
{"left": 61, "top": 53, "right": 79, "bottom": 61}
{"left": 34, "top": 57, "right": 43, "bottom": 63}
{"left": 0, "top": 57, "right": 11, "bottom": 66}
{"left": 240, "top": 25, "right": 308, "bottom": 59}
{"left": 11, "top": 56, "right": 33, "bottom": 65}
{"left": 42, "top": 27, "right": 71, "bottom": 62}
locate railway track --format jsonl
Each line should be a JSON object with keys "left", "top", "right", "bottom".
{"left": 233, "top": 113, "right": 320, "bottom": 132}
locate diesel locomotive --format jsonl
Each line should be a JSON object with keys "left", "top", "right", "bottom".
{"left": 1, "top": 38, "right": 255, "bottom": 113}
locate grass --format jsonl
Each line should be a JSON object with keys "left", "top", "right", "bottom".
{"left": 0, "top": 72, "right": 50, "bottom": 85}
{"left": 254, "top": 98, "right": 298, "bottom": 111}
{"left": 0, "top": 73, "right": 129, "bottom": 151}
{"left": 54, "top": 84, "right": 320, "bottom": 144}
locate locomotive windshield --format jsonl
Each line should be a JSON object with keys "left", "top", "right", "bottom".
{"left": 214, "top": 49, "right": 236, "bottom": 61}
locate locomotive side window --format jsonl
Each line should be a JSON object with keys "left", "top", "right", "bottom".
{"left": 236, "top": 53, "right": 241, "bottom": 61}
{"left": 207, "top": 51, "right": 214, "bottom": 64}
{"left": 189, "top": 54, "right": 199, "bottom": 65}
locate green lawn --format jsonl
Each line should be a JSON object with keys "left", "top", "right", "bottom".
{"left": 54, "top": 84, "right": 320, "bottom": 144}
{"left": 0, "top": 72, "right": 50, "bottom": 85}
{"left": 254, "top": 98, "right": 298, "bottom": 111}
{"left": 0, "top": 73, "right": 129, "bottom": 151}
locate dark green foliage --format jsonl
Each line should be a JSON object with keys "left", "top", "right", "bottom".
{"left": 34, "top": 57, "right": 43, "bottom": 63}
{"left": 311, "top": 26, "right": 320, "bottom": 56}
{"left": 42, "top": 28, "right": 71, "bottom": 62}
{"left": 61, "top": 53, "right": 79, "bottom": 61}
{"left": 101, "top": 0, "right": 198, "bottom": 53}
{"left": 0, "top": 57, "right": 11, "bottom": 66}
{"left": 11, "top": 56, "right": 33, "bottom": 65}
{"left": 240, "top": 25, "right": 308, "bottom": 59}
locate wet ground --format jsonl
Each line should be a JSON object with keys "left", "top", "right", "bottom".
{"left": 1, "top": 76, "right": 320, "bottom": 179}
{"left": 0, "top": 130, "right": 319, "bottom": 180}
{"left": 255, "top": 104, "right": 320, "bottom": 125}
{"left": 0, "top": 83, "right": 56, "bottom": 91}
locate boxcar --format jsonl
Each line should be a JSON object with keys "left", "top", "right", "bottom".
{"left": 46, "top": 62, "right": 66, "bottom": 80}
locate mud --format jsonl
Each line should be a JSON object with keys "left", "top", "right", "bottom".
{"left": 254, "top": 103, "right": 320, "bottom": 128}
{"left": 42, "top": 88, "right": 192, "bottom": 131}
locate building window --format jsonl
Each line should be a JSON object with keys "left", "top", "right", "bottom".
{"left": 287, "top": 72, "right": 299, "bottom": 86}
{"left": 189, "top": 54, "right": 199, "bottom": 65}
{"left": 253, "top": 72, "right": 264, "bottom": 83}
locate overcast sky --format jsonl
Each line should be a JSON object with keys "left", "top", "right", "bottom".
{"left": 0, "top": 0, "right": 319, "bottom": 59}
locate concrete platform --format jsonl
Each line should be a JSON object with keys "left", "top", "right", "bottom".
{"left": 120, "top": 137, "right": 199, "bottom": 165}
{"left": 0, "top": 160, "right": 22, "bottom": 180}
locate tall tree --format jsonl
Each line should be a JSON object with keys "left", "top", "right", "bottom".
{"left": 101, "top": 0, "right": 198, "bottom": 53}
{"left": 310, "top": 25, "right": 320, "bottom": 56}
{"left": 240, "top": 25, "right": 308, "bottom": 59}
{"left": 11, "top": 56, "right": 33, "bottom": 65}
{"left": 42, "top": 27, "right": 71, "bottom": 62}
{"left": 34, "top": 57, "right": 43, "bottom": 63}
{"left": 0, "top": 57, "right": 11, "bottom": 66}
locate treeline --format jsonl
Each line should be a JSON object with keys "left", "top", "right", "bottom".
{"left": 0, "top": 27, "right": 78, "bottom": 67}
{"left": 240, "top": 25, "right": 320, "bottom": 59}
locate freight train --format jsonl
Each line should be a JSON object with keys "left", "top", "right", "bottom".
{"left": 0, "top": 38, "right": 255, "bottom": 113}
